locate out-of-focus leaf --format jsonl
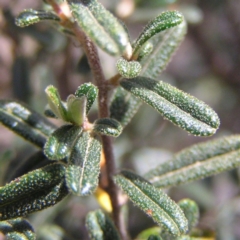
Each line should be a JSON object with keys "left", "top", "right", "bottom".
{"left": 0, "top": 164, "right": 68, "bottom": 220}
{"left": 37, "top": 224, "right": 65, "bottom": 240}
{"left": 65, "top": 132, "right": 101, "bottom": 196}
{"left": 178, "top": 199, "right": 199, "bottom": 232}
{"left": 0, "top": 100, "right": 56, "bottom": 136}
{"left": 0, "top": 218, "right": 35, "bottom": 240}
{"left": 74, "top": 83, "right": 98, "bottom": 114}
{"left": 44, "top": 125, "right": 82, "bottom": 160}
{"left": 0, "top": 100, "right": 57, "bottom": 148}
{"left": 86, "top": 209, "right": 120, "bottom": 240}
{"left": 116, "top": 58, "right": 142, "bottom": 79}
{"left": 114, "top": 170, "right": 188, "bottom": 236}
{"left": 136, "top": 227, "right": 161, "bottom": 240}
{"left": 68, "top": 0, "right": 130, "bottom": 56}
{"left": 67, "top": 95, "right": 86, "bottom": 125}
{"left": 135, "top": 0, "right": 177, "bottom": 8}
{"left": 110, "top": 87, "right": 141, "bottom": 128}
{"left": 120, "top": 77, "right": 219, "bottom": 136}
{"left": 145, "top": 135, "right": 240, "bottom": 188}
{"left": 93, "top": 118, "right": 122, "bottom": 137}
{"left": 141, "top": 21, "right": 187, "bottom": 79}
{"left": 133, "top": 11, "right": 183, "bottom": 57}
{"left": 148, "top": 235, "right": 162, "bottom": 240}
{"left": 15, "top": 9, "right": 60, "bottom": 27}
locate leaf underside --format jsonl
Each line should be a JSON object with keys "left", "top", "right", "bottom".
{"left": 114, "top": 170, "right": 188, "bottom": 236}
{"left": 145, "top": 135, "right": 240, "bottom": 188}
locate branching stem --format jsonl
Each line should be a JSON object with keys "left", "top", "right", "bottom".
{"left": 46, "top": 1, "right": 127, "bottom": 238}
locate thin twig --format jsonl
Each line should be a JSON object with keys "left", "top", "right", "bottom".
{"left": 46, "top": 1, "right": 127, "bottom": 238}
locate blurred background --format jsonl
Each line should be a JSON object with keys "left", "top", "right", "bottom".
{"left": 0, "top": 0, "right": 240, "bottom": 239}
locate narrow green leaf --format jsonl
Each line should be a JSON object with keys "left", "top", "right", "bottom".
{"left": 44, "top": 125, "right": 82, "bottom": 160}
{"left": 45, "top": 85, "right": 68, "bottom": 121}
{"left": 0, "top": 218, "right": 35, "bottom": 240}
{"left": 120, "top": 77, "right": 220, "bottom": 136}
{"left": 93, "top": 118, "right": 122, "bottom": 137}
{"left": 133, "top": 11, "right": 184, "bottom": 57}
{"left": 114, "top": 170, "right": 188, "bottom": 236}
{"left": 178, "top": 199, "right": 199, "bottom": 232}
{"left": 116, "top": 58, "right": 142, "bottom": 79}
{"left": 68, "top": 0, "right": 130, "bottom": 56}
{"left": 110, "top": 21, "right": 187, "bottom": 128}
{"left": 110, "top": 86, "right": 141, "bottom": 128}
{"left": 0, "top": 99, "right": 57, "bottom": 148}
{"left": 0, "top": 164, "right": 68, "bottom": 220}
{"left": 145, "top": 135, "right": 240, "bottom": 188}
{"left": 65, "top": 132, "right": 101, "bottom": 196}
{"left": 15, "top": 9, "right": 60, "bottom": 27}
{"left": 0, "top": 100, "right": 56, "bottom": 136}
{"left": 67, "top": 95, "right": 86, "bottom": 125}
{"left": 86, "top": 209, "right": 121, "bottom": 240}
{"left": 74, "top": 83, "right": 98, "bottom": 114}
{"left": 137, "top": 42, "right": 153, "bottom": 62}
{"left": 141, "top": 21, "right": 187, "bottom": 79}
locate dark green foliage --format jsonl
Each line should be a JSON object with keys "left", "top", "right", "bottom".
{"left": 0, "top": 100, "right": 56, "bottom": 148}
{"left": 114, "top": 170, "right": 188, "bottom": 236}
{"left": 110, "top": 86, "right": 141, "bottom": 128}
{"left": 44, "top": 125, "right": 82, "bottom": 160}
{"left": 133, "top": 11, "right": 184, "bottom": 57}
{"left": 93, "top": 118, "right": 122, "bottom": 137}
{"left": 0, "top": 1, "right": 237, "bottom": 239}
{"left": 86, "top": 209, "right": 121, "bottom": 240}
{"left": 0, "top": 218, "right": 35, "bottom": 239}
{"left": 0, "top": 164, "right": 68, "bottom": 220}
{"left": 65, "top": 132, "right": 102, "bottom": 196}
{"left": 120, "top": 77, "right": 219, "bottom": 136}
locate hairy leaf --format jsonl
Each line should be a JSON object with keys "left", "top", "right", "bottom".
{"left": 68, "top": 0, "right": 129, "bottom": 56}
{"left": 133, "top": 11, "right": 183, "bottom": 57}
{"left": 114, "top": 171, "right": 188, "bottom": 236}
{"left": 65, "top": 132, "right": 101, "bottom": 196}
{"left": 110, "top": 21, "right": 187, "bottom": 128}
{"left": 0, "top": 164, "right": 68, "bottom": 220}
{"left": 74, "top": 83, "right": 98, "bottom": 113}
{"left": 44, "top": 125, "right": 82, "bottom": 160}
{"left": 145, "top": 135, "right": 240, "bottom": 188}
{"left": 0, "top": 218, "right": 35, "bottom": 240}
{"left": 15, "top": 9, "right": 60, "bottom": 27}
{"left": 93, "top": 118, "right": 122, "bottom": 137}
{"left": 0, "top": 100, "right": 57, "bottom": 148}
{"left": 178, "top": 199, "right": 199, "bottom": 232}
{"left": 116, "top": 58, "right": 142, "bottom": 79}
{"left": 110, "top": 86, "right": 141, "bottom": 128}
{"left": 141, "top": 21, "right": 187, "bottom": 79}
{"left": 86, "top": 209, "right": 120, "bottom": 240}
{"left": 120, "top": 77, "right": 219, "bottom": 136}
